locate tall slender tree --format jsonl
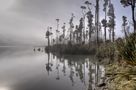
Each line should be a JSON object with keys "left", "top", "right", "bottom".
{"left": 95, "top": 0, "right": 100, "bottom": 45}
{"left": 85, "top": 1, "right": 94, "bottom": 46}
{"left": 120, "top": 0, "right": 136, "bottom": 32}
{"left": 78, "top": 18, "right": 84, "bottom": 44}
{"left": 56, "top": 19, "right": 60, "bottom": 44}
{"left": 102, "top": 0, "right": 109, "bottom": 42}
{"left": 46, "top": 27, "right": 53, "bottom": 47}
{"left": 62, "top": 23, "right": 66, "bottom": 44}
{"left": 86, "top": 11, "right": 94, "bottom": 46}
{"left": 69, "top": 13, "right": 75, "bottom": 44}
{"left": 75, "top": 25, "right": 79, "bottom": 44}
{"left": 81, "top": 6, "right": 86, "bottom": 44}
{"left": 122, "top": 16, "right": 128, "bottom": 39}
{"left": 107, "top": 1, "right": 115, "bottom": 42}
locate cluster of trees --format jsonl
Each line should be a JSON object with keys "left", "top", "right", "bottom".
{"left": 121, "top": 0, "right": 136, "bottom": 33}
{"left": 46, "top": 0, "right": 136, "bottom": 47}
{"left": 121, "top": 0, "right": 136, "bottom": 40}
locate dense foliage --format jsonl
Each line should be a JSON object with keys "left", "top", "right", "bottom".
{"left": 116, "top": 33, "right": 136, "bottom": 65}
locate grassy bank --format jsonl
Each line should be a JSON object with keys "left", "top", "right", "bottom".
{"left": 104, "top": 33, "right": 136, "bottom": 90}
{"left": 106, "top": 63, "right": 136, "bottom": 90}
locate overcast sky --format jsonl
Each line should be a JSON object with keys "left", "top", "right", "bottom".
{"left": 0, "top": 0, "right": 131, "bottom": 45}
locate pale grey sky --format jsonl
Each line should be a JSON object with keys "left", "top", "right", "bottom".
{"left": 0, "top": 0, "right": 132, "bottom": 45}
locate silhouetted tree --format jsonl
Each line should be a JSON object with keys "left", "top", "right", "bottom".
{"left": 85, "top": 29, "right": 89, "bottom": 42}
{"left": 95, "top": 0, "right": 100, "bottom": 45}
{"left": 102, "top": 0, "right": 109, "bottom": 42}
{"left": 61, "top": 23, "right": 66, "bottom": 44}
{"left": 69, "top": 13, "right": 75, "bottom": 44}
{"left": 78, "top": 18, "right": 84, "bottom": 44}
{"left": 56, "top": 19, "right": 60, "bottom": 44}
{"left": 46, "top": 27, "right": 53, "bottom": 47}
{"left": 122, "top": 16, "right": 128, "bottom": 39}
{"left": 85, "top": 1, "right": 94, "bottom": 45}
{"left": 86, "top": 11, "right": 94, "bottom": 46}
{"left": 85, "top": 1, "right": 92, "bottom": 11}
{"left": 81, "top": 6, "right": 86, "bottom": 44}
{"left": 120, "top": 0, "right": 136, "bottom": 32}
{"left": 74, "top": 25, "right": 79, "bottom": 44}
{"left": 107, "top": 1, "right": 115, "bottom": 42}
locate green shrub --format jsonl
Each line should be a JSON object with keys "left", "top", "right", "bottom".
{"left": 116, "top": 33, "right": 136, "bottom": 65}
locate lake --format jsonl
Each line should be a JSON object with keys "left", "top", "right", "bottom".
{"left": 0, "top": 47, "right": 105, "bottom": 90}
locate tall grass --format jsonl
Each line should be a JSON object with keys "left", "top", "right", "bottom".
{"left": 116, "top": 33, "right": 136, "bottom": 65}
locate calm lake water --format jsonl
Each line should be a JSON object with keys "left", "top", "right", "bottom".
{"left": 0, "top": 47, "right": 105, "bottom": 90}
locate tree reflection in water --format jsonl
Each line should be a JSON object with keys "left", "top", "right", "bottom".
{"left": 46, "top": 53, "right": 52, "bottom": 75}
{"left": 45, "top": 52, "right": 105, "bottom": 90}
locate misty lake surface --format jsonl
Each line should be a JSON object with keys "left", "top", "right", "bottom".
{"left": 0, "top": 47, "right": 105, "bottom": 90}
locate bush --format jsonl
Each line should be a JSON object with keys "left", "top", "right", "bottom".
{"left": 96, "top": 42, "right": 115, "bottom": 59}
{"left": 116, "top": 33, "right": 136, "bottom": 65}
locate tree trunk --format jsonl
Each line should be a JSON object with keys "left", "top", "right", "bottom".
{"left": 124, "top": 25, "right": 128, "bottom": 39}
{"left": 131, "top": 5, "right": 136, "bottom": 32}
{"left": 104, "top": 8, "right": 107, "bottom": 42}
{"left": 83, "top": 16, "right": 86, "bottom": 44}
{"left": 109, "top": 29, "right": 111, "bottom": 42}
{"left": 112, "top": 28, "right": 115, "bottom": 42}
{"left": 70, "top": 32, "right": 72, "bottom": 44}
{"left": 104, "top": 26, "right": 106, "bottom": 42}
{"left": 89, "top": 28, "right": 92, "bottom": 46}
{"left": 95, "top": 0, "right": 100, "bottom": 46}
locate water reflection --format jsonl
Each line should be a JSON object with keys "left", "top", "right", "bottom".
{"left": 45, "top": 51, "right": 105, "bottom": 90}
{"left": 0, "top": 47, "right": 105, "bottom": 90}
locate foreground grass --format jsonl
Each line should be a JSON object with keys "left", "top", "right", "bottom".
{"left": 100, "top": 33, "right": 136, "bottom": 90}
{"left": 106, "top": 62, "right": 136, "bottom": 90}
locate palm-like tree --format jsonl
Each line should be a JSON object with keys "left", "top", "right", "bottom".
{"left": 75, "top": 25, "right": 79, "bottom": 44}
{"left": 122, "top": 16, "right": 128, "bottom": 39}
{"left": 85, "top": 1, "right": 94, "bottom": 45}
{"left": 46, "top": 27, "right": 53, "bottom": 47}
{"left": 86, "top": 11, "right": 94, "bottom": 46}
{"left": 61, "top": 23, "right": 66, "bottom": 44}
{"left": 69, "top": 13, "right": 75, "bottom": 44}
{"left": 56, "top": 19, "right": 60, "bottom": 44}
{"left": 81, "top": 6, "right": 86, "bottom": 44}
{"left": 85, "top": 1, "right": 92, "bottom": 11}
{"left": 102, "top": 0, "right": 109, "bottom": 42}
{"left": 120, "top": 0, "right": 136, "bottom": 32}
{"left": 107, "top": 1, "right": 115, "bottom": 42}
{"left": 78, "top": 18, "right": 84, "bottom": 44}
{"left": 95, "top": 0, "right": 100, "bottom": 45}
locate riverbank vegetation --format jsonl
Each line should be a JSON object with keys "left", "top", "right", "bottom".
{"left": 105, "top": 32, "right": 136, "bottom": 90}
